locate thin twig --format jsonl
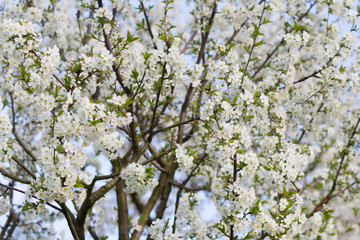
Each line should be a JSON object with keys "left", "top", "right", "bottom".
{"left": 172, "top": 181, "right": 208, "bottom": 191}
{"left": 244, "top": 2, "right": 266, "bottom": 74}
{"left": 12, "top": 131, "right": 38, "bottom": 162}
{"left": 141, "top": 147, "right": 175, "bottom": 165}
{"left": 0, "top": 168, "right": 31, "bottom": 184}
{"left": 300, "top": 84, "right": 326, "bottom": 104}
{"left": 11, "top": 156, "right": 36, "bottom": 179}
{"left": 307, "top": 118, "right": 360, "bottom": 217}
{"left": 252, "top": 1, "right": 318, "bottom": 78}
{"left": 294, "top": 45, "right": 343, "bottom": 84}
{"left": 297, "top": 103, "right": 323, "bottom": 143}
{"left": 152, "top": 117, "right": 200, "bottom": 135}
{"left": 196, "top": 2, "right": 217, "bottom": 65}
{"left": 181, "top": 31, "right": 197, "bottom": 54}
{"left": 88, "top": 226, "right": 101, "bottom": 240}
{"left": 173, "top": 154, "right": 207, "bottom": 233}
{"left": 139, "top": 0, "right": 157, "bottom": 49}
{"left": 0, "top": 182, "right": 62, "bottom": 212}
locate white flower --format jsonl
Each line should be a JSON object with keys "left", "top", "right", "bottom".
{"left": 346, "top": 9, "right": 358, "bottom": 24}
{"left": 0, "top": 197, "right": 10, "bottom": 215}
{"left": 120, "top": 163, "right": 158, "bottom": 194}
{"left": 175, "top": 144, "right": 194, "bottom": 174}
{"left": 107, "top": 95, "right": 127, "bottom": 106}
{"left": 0, "top": 112, "right": 12, "bottom": 138}
{"left": 279, "top": 198, "right": 288, "bottom": 211}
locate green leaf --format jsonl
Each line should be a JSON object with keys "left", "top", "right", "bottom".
{"left": 127, "top": 31, "right": 139, "bottom": 42}
{"left": 131, "top": 70, "right": 139, "bottom": 79}
{"left": 339, "top": 65, "right": 346, "bottom": 73}
{"left": 74, "top": 182, "right": 85, "bottom": 188}
{"left": 294, "top": 21, "right": 306, "bottom": 33}
{"left": 283, "top": 185, "right": 288, "bottom": 196}
{"left": 22, "top": 200, "right": 37, "bottom": 211}
{"left": 262, "top": 165, "right": 271, "bottom": 171}
{"left": 57, "top": 109, "right": 64, "bottom": 117}
{"left": 255, "top": 40, "right": 265, "bottom": 47}
{"left": 88, "top": 119, "right": 102, "bottom": 126}
{"left": 142, "top": 51, "right": 153, "bottom": 61}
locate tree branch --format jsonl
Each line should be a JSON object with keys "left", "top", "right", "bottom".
{"left": 196, "top": 2, "right": 217, "bottom": 65}
{"left": 307, "top": 118, "right": 360, "bottom": 217}
{"left": 181, "top": 31, "right": 197, "bottom": 54}
{"left": 11, "top": 156, "right": 36, "bottom": 180}
{"left": 131, "top": 170, "right": 169, "bottom": 240}
{"left": 139, "top": 0, "right": 157, "bottom": 49}
{"left": 252, "top": 1, "right": 318, "bottom": 78}
{"left": 293, "top": 45, "right": 343, "bottom": 84}
{"left": 0, "top": 168, "right": 31, "bottom": 184}
{"left": 0, "top": 183, "right": 62, "bottom": 212}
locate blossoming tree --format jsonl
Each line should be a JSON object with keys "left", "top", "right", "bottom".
{"left": 0, "top": 0, "right": 360, "bottom": 239}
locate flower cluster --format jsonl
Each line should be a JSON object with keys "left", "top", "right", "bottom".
{"left": 0, "top": 197, "right": 11, "bottom": 215}
{"left": 0, "top": 0, "right": 359, "bottom": 239}
{"left": 0, "top": 112, "right": 12, "bottom": 139}
{"left": 120, "top": 163, "right": 158, "bottom": 194}
{"left": 175, "top": 144, "right": 195, "bottom": 174}
{"left": 175, "top": 193, "right": 208, "bottom": 239}
{"left": 149, "top": 219, "right": 180, "bottom": 240}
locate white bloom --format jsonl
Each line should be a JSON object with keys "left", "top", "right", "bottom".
{"left": 107, "top": 95, "right": 127, "bottom": 106}
{"left": 0, "top": 112, "right": 12, "bottom": 138}
{"left": 175, "top": 144, "right": 195, "bottom": 174}
{"left": 279, "top": 198, "right": 288, "bottom": 211}
{"left": 0, "top": 197, "right": 10, "bottom": 215}
{"left": 121, "top": 163, "right": 158, "bottom": 194}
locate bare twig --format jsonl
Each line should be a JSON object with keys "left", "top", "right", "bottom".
{"left": 12, "top": 131, "right": 38, "bottom": 162}
{"left": 181, "top": 31, "right": 197, "bottom": 54}
{"left": 172, "top": 181, "right": 208, "bottom": 191}
{"left": 297, "top": 103, "right": 323, "bottom": 143}
{"left": 11, "top": 156, "right": 36, "bottom": 179}
{"left": 196, "top": 2, "right": 217, "bottom": 65}
{"left": 88, "top": 226, "right": 101, "bottom": 240}
{"left": 151, "top": 117, "right": 200, "bottom": 135}
{"left": 300, "top": 84, "right": 326, "bottom": 104}
{"left": 0, "top": 168, "right": 31, "bottom": 184}
{"left": 141, "top": 146, "right": 175, "bottom": 165}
